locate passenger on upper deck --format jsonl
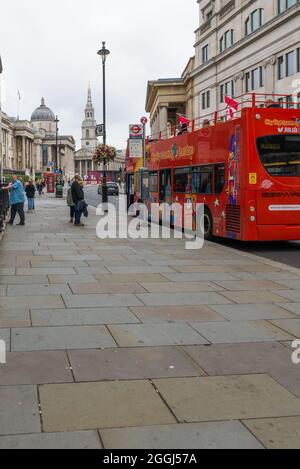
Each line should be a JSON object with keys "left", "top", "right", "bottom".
{"left": 265, "top": 99, "right": 281, "bottom": 109}
{"left": 202, "top": 119, "right": 211, "bottom": 128}
{"left": 177, "top": 123, "right": 188, "bottom": 136}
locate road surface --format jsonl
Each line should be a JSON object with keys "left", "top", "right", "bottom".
{"left": 84, "top": 185, "right": 300, "bottom": 269}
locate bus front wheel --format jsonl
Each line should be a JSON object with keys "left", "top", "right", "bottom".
{"left": 203, "top": 208, "right": 213, "bottom": 241}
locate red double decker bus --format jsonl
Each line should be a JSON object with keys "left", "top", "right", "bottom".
{"left": 127, "top": 93, "right": 300, "bottom": 241}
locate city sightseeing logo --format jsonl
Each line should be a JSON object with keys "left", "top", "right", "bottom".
{"left": 96, "top": 195, "right": 205, "bottom": 250}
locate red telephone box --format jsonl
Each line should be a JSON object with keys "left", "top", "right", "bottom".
{"left": 44, "top": 173, "right": 55, "bottom": 193}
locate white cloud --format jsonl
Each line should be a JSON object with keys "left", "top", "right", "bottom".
{"left": 0, "top": 0, "right": 197, "bottom": 149}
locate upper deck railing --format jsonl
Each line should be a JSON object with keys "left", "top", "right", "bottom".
{"left": 147, "top": 93, "right": 300, "bottom": 143}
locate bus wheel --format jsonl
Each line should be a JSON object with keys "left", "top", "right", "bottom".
{"left": 204, "top": 208, "right": 213, "bottom": 241}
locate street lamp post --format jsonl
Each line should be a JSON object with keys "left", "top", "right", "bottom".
{"left": 55, "top": 115, "right": 59, "bottom": 171}
{"left": 97, "top": 41, "right": 110, "bottom": 205}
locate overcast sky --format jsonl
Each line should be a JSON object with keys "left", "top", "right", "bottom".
{"left": 0, "top": 0, "right": 197, "bottom": 150}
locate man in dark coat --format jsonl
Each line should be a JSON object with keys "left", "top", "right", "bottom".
{"left": 71, "top": 175, "right": 85, "bottom": 226}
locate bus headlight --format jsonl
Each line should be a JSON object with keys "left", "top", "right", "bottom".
{"left": 250, "top": 216, "right": 256, "bottom": 222}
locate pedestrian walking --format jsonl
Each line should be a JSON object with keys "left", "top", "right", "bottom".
{"left": 25, "top": 180, "right": 36, "bottom": 213}
{"left": 3, "top": 175, "right": 26, "bottom": 226}
{"left": 71, "top": 175, "right": 85, "bottom": 227}
{"left": 67, "top": 187, "right": 75, "bottom": 224}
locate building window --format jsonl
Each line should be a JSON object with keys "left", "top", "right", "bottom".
{"left": 278, "top": 0, "right": 298, "bottom": 14}
{"left": 245, "top": 9, "right": 264, "bottom": 36}
{"left": 202, "top": 45, "right": 209, "bottom": 63}
{"left": 220, "top": 81, "right": 235, "bottom": 103}
{"left": 297, "top": 92, "right": 300, "bottom": 109}
{"left": 220, "top": 30, "right": 235, "bottom": 53}
{"left": 202, "top": 91, "right": 211, "bottom": 110}
{"left": 278, "top": 50, "right": 298, "bottom": 79}
{"left": 86, "top": 129, "right": 89, "bottom": 138}
{"left": 245, "top": 66, "right": 264, "bottom": 92}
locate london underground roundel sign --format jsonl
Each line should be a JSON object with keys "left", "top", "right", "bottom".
{"left": 129, "top": 124, "right": 143, "bottom": 138}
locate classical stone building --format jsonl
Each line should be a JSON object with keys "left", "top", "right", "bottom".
{"left": 0, "top": 97, "right": 75, "bottom": 179}
{"left": 75, "top": 87, "right": 125, "bottom": 182}
{"left": 146, "top": 0, "right": 300, "bottom": 134}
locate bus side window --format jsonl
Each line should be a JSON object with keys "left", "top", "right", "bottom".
{"left": 214, "top": 164, "right": 225, "bottom": 194}
{"left": 192, "top": 166, "right": 213, "bottom": 195}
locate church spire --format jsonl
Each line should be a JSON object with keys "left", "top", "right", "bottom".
{"left": 85, "top": 84, "right": 94, "bottom": 120}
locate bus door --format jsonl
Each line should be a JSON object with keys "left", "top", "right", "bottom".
{"left": 256, "top": 135, "right": 300, "bottom": 226}
{"left": 159, "top": 169, "right": 172, "bottom": 204}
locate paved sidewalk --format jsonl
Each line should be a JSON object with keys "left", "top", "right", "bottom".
{"left": 0, "top": 195, "right": 300, "bottom": 449}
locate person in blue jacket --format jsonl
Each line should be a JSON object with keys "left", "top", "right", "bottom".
{"left": 4, "top": 176, "right": 26, "bottom": 226}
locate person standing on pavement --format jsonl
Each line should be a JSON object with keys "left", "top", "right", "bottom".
{"left": 71, "top": 175, "right": 85, "bottom": 227}
{"left": 67, "top": 186, "right": 75, "bottom": 224}
{"left": 25, "top": 180, "right": 36, "bottom": 213}
{"left": 4, "top": 175, "right": 26, "bottom": 226}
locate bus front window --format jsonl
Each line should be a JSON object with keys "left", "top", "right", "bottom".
{"left": 257, "top": 135, "right": 300, "bottom": 177}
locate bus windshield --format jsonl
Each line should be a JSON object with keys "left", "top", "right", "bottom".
{"left": 257, "top": 135, "right": 300, "bottom": 177}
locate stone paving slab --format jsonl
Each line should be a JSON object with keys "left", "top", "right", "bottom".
{"left": 270, "top": 319, "right": 300, "bottom": 338}
{"left": 278, "top": 303, "right": 300, "bottom": 317}
{"left": 11, "top": 326, "right": 117, "bottom": 352}
{"left": 243, "top": 417, "right": 300, "bottom": 449}
{"left": 162, "top": 272, "right": 238, "bottom": 282}
{"left": 183, "top": 342, "right": 297, "bottom": 376}
{"left": 139, "top": 282, "right": 225, "bottom": 293}
{"left": 0, "top": 269, "right": 15, "bottom": 276}
{"left": 63, "top": 294, "right": 143, "bottom": 308}
{"left": 94, "top": 273, "right": 170, "bottom": 283}
{"left": 209, "top": 304, "right": 297, "bottom": 321}
{"left": 130, "top": 306, "right": 225, "bottom": 323}
{"left": 190, "top": 320, "right": 294, "bottom": 343}
{"left": 0, "top": 295, "right": 65, "bottom": 310}
{"left": 219, "top": 290, "right": 289, "bottom": 304}
{"left": 0, "top": 385, "right": 40, "bottom": 435}
{"left": 212, "top": 280, "right": 286, "bottom": 291}
{"left": 0, "top": 431, "right": 102, "bottom": 449}
{"left": 106, "top": 266, "right": 176, "bottom": 274}
{"left": 0, "top": 286, "right": 7, "bottom": 296}
{"left": 233, "top": 271, "right": 300, "bottom": 280}
{"left": 172, "top": 265, "right": 243, "bottom": 273}
{"left": 270, "top": 370, "right": 300, "bottom": 399}
{"left": 108, "top": 324, "right": 208, "bottom": 347}
{"left": 16, "top": 268, "right": 77, "bottom": 276}
{"left": 48, "top": 275, "right": 98, "bottom": 284}
{"left": 274, "top": 290, "right": 300, "bottom": 301}
{"left": 70, "top": 283, "right": 147, "bottom": 294}
{"left": 136, "top": 292, "right": 232, "bottom": 306}
{"left": 100, "top": 421, "right": 263, "bottom": 449}
{"left": 39, "top": 381, "right": 176, "bottom": 432}
{"left": 6, "top": 284, "right": 72, "bottom": 297}
{"left": 153, "top": 375, "right": 300, "bottom": 422}
{"left": 0, "top": 351, "right": 73, "bottom": 385}
{"left": 31, "top": 308, "right": 139, "bottom": 327}
{"left": 272, "top": 279, "right": 300, "bottom": 289}
{"left": 30, "top": 261, "right": 89, "bottom": 268}
{"left": 0, "top": 310, "right": 31, "bottom": 328}
{"left": 0, "top": 275, "right": 49, "bottom": 285}
{"left": 68, "top": 347, "right": 202, "bottom": 382}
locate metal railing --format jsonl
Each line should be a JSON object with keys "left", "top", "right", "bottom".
{"left": 148, "top": 92, "right": 300, "bottom": 142}
{"left": 0, "top": 185, "right": 9, "bottom": 233}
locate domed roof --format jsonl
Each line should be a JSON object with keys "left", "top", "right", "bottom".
{"left": 31, "top": 98, "right": 55, "bottom": 122}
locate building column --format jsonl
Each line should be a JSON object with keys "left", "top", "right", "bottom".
{"left": 159, "top": 106, "right": 168, "bottom": 136}
{"left": 79, "top": 161, "right": 82, "bottom": 177}
{"left": 263, "top": 56, "right": 276, "bottom": 95}
{"left": 22, "top": 137, "right": 26, "bottom": 170}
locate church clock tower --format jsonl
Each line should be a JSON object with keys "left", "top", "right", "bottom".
{"left": 81, "top": 85, "right": 98, "bottom": 151}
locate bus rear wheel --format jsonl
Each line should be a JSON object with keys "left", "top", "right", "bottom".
{"left": 203, "top": 208, "right": 213, "bottom": 241}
